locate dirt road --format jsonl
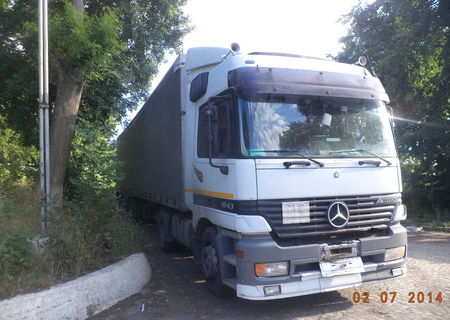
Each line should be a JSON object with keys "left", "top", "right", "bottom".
{"left": 92, "top": 228, "right": 450, "bottom": 320}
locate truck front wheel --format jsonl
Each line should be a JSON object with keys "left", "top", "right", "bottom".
{"left": 201, "top": 226, "right": 233, "bottom": 297}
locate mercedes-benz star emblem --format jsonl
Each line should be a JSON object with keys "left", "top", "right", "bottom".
{"left": 327, "top": 201, "right": 350, "bottom": 228}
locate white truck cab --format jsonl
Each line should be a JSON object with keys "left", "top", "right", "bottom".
{"left": 118, "top": 45, "right": 407, "bottom": 300}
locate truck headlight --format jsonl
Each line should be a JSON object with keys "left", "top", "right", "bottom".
{"left": 255, "top": 261, "right": 289, "bottom": 277}
{"left": 392, "top": 204, "right": 407, "bottom": 221}
{"left": 385, "top": 246, "right": 406, "bottom": 261}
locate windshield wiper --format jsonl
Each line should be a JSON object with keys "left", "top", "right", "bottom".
{"left": 329, "top": 149, "right": 392, "bottom": 166}
{"left": 250, "top": 149, "right": 325, "bottom": 167}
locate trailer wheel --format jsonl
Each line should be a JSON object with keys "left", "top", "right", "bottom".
{"left": 201, "top": 226, "right": 233, "bottom": 297}
{"left": 157, "top": 209, "right": 176, "bottom": 252}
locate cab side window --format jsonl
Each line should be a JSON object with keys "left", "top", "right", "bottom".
{"left": 197, "top": 102, "right": 231, "bottom": 158}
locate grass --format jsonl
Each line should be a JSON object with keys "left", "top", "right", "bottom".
{"left": 0, "top": 182, "right": 145, "bottom": 300}
{"left": 0, "top": 183, "right": 40, "bottom": 233}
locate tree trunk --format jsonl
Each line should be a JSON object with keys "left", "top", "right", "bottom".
{"left": 49, "top": 0, "right": 85, "bottom": 207}
{"left": 72, "top": 0, "right": 84, "bottom": 13}
{"left": 50, "top": 63, "right": 85, "bottom": 206}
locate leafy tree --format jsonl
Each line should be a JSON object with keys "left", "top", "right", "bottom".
{"left": 0, "top": 115, "right": 38, "bottom": 184}
{"left": 0, "top": 0, "right": 190, "bottom": 203}
{"left": 0, "top": 1, "right": 40, "bottom": 147}
{"left": 66, "top": 116, "right": 120, "bottom": 199}
{"left": 338, "top": 0, "right": 450, "bottom": 218}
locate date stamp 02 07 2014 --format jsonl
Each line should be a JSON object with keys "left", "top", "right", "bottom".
{"left": 352, "top": 291, "right": 444, "bottom": 304}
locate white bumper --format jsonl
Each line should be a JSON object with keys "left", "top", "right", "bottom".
{"left": 236, "top": 264, "right": 407, "bottom": 300}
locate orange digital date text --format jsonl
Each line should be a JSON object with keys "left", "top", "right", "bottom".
{"left": 352, "top": 291, "right": 443, "bottom": 303}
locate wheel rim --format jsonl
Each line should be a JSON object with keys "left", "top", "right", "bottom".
{"left": 201, "top": 244, "right": 218, "bottom": 278}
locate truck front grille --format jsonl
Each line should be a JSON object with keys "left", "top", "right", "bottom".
{"left": 258, "top": 194, "right": 399, "bottom": 239}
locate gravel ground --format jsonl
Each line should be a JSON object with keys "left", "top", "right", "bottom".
{"left": 91, "top": 228, "right": 450, "bottom": 320}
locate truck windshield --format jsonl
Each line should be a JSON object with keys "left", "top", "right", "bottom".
{"left": 238, "top": 95, "right": 396, "bottom": 158}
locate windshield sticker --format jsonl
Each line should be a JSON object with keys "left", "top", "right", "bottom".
{"left": 282, "top": 201, "right": 310, "bottom": 224}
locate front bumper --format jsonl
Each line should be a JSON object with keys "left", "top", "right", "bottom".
{"left": 234, "top": 223, "right": 407, "bottom": 300}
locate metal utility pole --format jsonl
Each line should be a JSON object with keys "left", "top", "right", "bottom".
{"left": 39, "top": 0, "right": 50, "bottom": 233}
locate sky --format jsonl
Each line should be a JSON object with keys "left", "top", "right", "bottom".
{"left": 122, "top": 0, "right": 368, "bottom": 130}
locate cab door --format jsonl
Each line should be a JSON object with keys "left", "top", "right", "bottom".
{"left": 192, "top": 98, "right": 237, "bottom": 222}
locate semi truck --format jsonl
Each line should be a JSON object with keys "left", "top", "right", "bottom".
{"left": 117, "top": 44, "right": 407, "bottom": 300}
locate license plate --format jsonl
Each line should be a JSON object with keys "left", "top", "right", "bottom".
{"left": 320, "top": 257, "right": 364, "bottom": 278}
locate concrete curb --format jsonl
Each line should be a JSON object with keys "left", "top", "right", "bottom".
{"left": 0, "top": 253, "right": 151, "bottom": 320}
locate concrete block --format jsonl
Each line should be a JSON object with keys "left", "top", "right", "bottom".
{"left": 29, "top": 236, "right": 50, "bottom": 257}
{"left": 0, "top": 253, "right": 151, "bottom": 320}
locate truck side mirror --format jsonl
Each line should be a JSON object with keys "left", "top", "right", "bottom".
{"left": 386, "top": 105, "right": 393, "bottom": 118}
{"left": 206, "top": 103, "right": 229, "bottom": 175}
{"left": 386, "top": 105, "right": 396, "bottom": 143}
{"left": 205, "top": 105, "right": 219, "bottom": 147}
{"left": 386, "top": 105, "right": 395, "bottom": 128}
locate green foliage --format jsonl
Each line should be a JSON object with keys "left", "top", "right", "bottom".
{"left": 0, "top": 0, "right": 186, "bottom": 298}
{"left": 338, "top": 0, "right": 450, "bottom": 219}
{"left": 0, "top": 183, "right": 40, "bottom": 297}
{"left": 48, "top": 203, "right": 144, "bottom": 277}
{"left": 0, "top": 0, "right": 191, "bottom": 147}
{"left": 0, "top": 115, "right": 38, "bottom": 184}
{"left": 0, "top": 119, "right": 145, "bottom": 298}
{"left": 0, "top": 1, "right": 40, "bottom": 147}
{"left": 67, "top": 116, "right": 120, "bottom": 197}
{"left": 50, "top": 1, "right": 124, "bottom": 81}
{"left": 48, "top": 116, "right": 144, "bottom": 277}
{"left": 0, "top": 228, "right": 32, "bottom": 281}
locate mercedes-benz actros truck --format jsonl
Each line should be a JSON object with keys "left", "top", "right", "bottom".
{"left": 117, "top": 45, "right": 407, "bottom": 300}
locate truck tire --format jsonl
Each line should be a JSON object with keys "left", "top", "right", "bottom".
{"left": 201, "top": 226, "right": 233, "bottom": 297}
{"left": 157, "top": 209, "right": 177, "bottom": 252}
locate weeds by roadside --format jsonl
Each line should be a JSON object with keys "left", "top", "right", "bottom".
{"left": 0, "top": 182, "right": 145, "bottom": 300}
{"left": 0, "top": 119, "right": 145, "bottom": 300}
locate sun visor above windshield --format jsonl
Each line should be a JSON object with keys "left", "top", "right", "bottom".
{"left": 186, "top": 47, "right": 231, "bottom": 71}
{"left": 228, "top": 67, "right": 390, "bottom": 103}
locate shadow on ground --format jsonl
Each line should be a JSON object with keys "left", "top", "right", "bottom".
{"left": 91, "top": 224, "right": 354, "bottom": 320}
